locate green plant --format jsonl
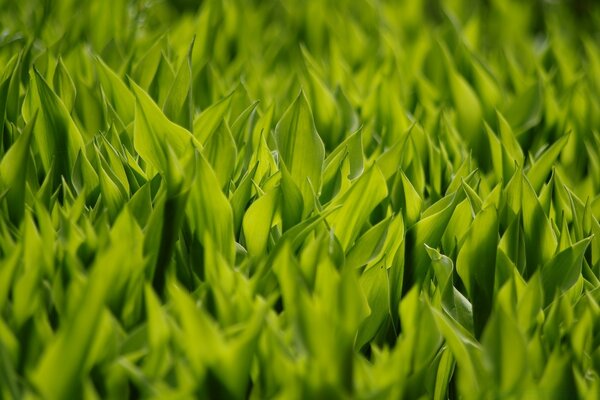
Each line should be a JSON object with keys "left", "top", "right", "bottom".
{"left": 0, "top": 0, "right": 599, "bottom": 398}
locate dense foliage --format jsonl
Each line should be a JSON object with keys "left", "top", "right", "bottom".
{"left": 1, "top": 0, "right": 600, "bottom": 398}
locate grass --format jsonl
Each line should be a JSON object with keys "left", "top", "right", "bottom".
{"left": 0, "top": 0, "right": 600, "bottom": 398}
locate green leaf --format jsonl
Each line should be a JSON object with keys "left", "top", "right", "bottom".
{"left": 527, "top": 134, "right": 570, "bottom": 192}
{"left": 203, "top": 120, "right": 237, "bottom": 189}
{"left": 541, "top": 237, "right": 592, "bottom": 305}
{"left": 392, "top": 170, "right": 422, "bottom": 227}
{"left": 446, "top": 62, "right": 482, "bottom": 145}
{"left": 303, "top": 54, "right": 343, "bottom": 148}
{"left": 323, "top": 127, "right": 363, "bottom": 184}
{"left": 280, "top": 162, "right": 304, "bottom": 231}
{"left": 407, "top": 191, "right": 462, "bottom": 285}
{"left": 0, "top": 113, "right": 36, "bottom": 223}
{"left": 346, "top": 217, "right": 392, "bottom": 270}
{"left": 504, "top": 82, "right": 543, "bottom": 134}
{"left": 521, "top": 174, "right": 557, "bottom": 274}
{"left": 0, "top": 249, "right": 21, "bottom": 312}
{"left": 163, "top": 38, "right": 195, "bottom": 130}
{"left": 427, "top": 245, "right": 473, "bottom": 331}
{"left": 538, "top": 349, "right": 577, "bottom": 399}
{"left": 430, "top": 306, "right": 482, "bottom": 397}
{"left": 193, "top": 94, "right": 232, "bottom": 144}
{"left": 242, "top": 189, "right": 278, "bottom": 257}
{"left": 496, "top": 110, "right": 524, "bottom": 167}
{"left": 95, "top": 56, "right": 135, "bottom": 124}
{"left": 456, "top": 206, "right": 498, "bottom": 337}
{"left": 187, "top": 152, "right": 236, "bottom": 265}
{"left": 481, "top": 309, "right": 530, "bottom": 394}
{"left": 33, "top": 68, "right": 86, "bottom": 177}
{"left": 144, "top": 284, "right": 170, "bottom": 349}
{"left": 356, "top": 264, "right": 390, "bottom": 349}
{"left": 53, "top": 58, "right": 76, "bottom": 112}
{"left": 326, "top": 166, "right": 388, "bottom": 251}
{"left": 376, "top": 134, "right": 410, "bottom": 180}
{"left": 274, "top": 91, "right": 325, "bottom": 213}
{"left": 31, "top": 209, "right": 143, "bottom": 399}
{"left": 131, "top": 80, "right": 199, "bottom": 175}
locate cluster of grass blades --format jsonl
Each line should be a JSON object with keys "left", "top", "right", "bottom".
{"left": 1, "top": 0, "right": 600, "bottom": 398}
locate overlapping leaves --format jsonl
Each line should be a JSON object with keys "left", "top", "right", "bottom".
{"left": 0, "top": 0, "right": 599, "bottom": 399}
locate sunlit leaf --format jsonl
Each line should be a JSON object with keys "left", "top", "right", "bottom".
{"left": 274, "top": 91, "right": 325, "bottom": 213}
